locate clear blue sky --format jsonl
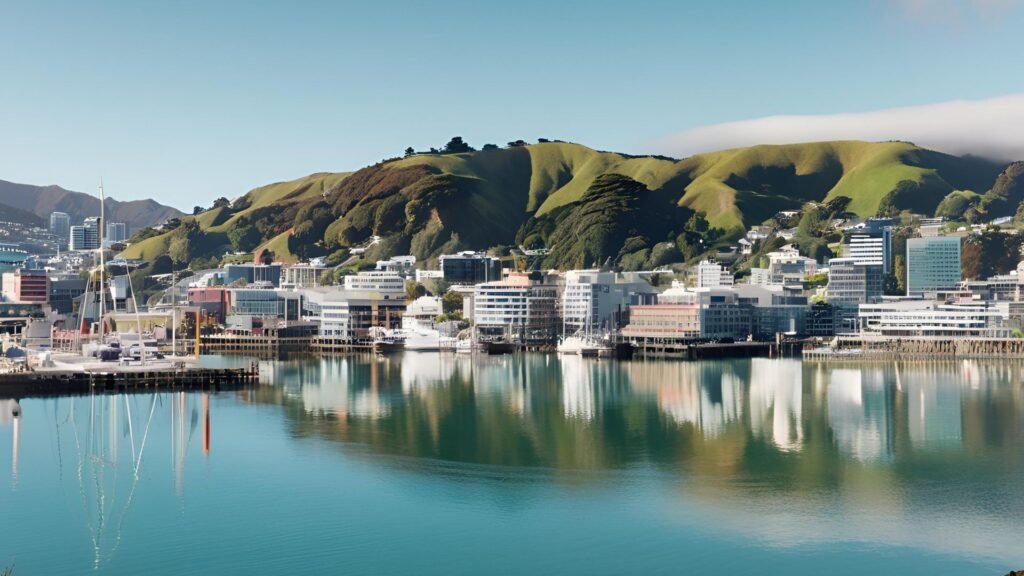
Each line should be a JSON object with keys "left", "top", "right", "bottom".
{"left": 2, "top": 0, "right": 1023, "bottom": 210}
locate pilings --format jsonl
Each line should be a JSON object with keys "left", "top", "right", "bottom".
{"left": 804, "top": 337, "right": 1024, "bottom": 362}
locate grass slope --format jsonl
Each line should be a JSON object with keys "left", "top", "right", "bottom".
{"left": 119, "top": 172, "right": 349, "bottom": 261}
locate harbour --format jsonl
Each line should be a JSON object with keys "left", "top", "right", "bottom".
{"left": 3, "top": 354, "right": 1024, "bottom": 575}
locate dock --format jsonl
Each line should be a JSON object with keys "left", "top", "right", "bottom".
{"left": 0, "top": 364, "right": 260, "bottom": 399}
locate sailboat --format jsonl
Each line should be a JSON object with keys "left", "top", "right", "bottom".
{"left": 556, "top": 309, "right": 612, "bottom": 357}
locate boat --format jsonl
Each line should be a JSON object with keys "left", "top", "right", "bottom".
{"left": 481, "top": 339, "right": 516, "bottom": 355}
{"left": 557, "top": 330, "right": 613, "bottom": 357}
{"left": 369, "top": 326, "right": 405, "bottom": 353}
{"left": 400, "top": 317, "right": 457, "bottom": 352}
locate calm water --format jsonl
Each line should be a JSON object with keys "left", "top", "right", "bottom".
{"left": 2, "top": 355, "right": 1023, "bottom": 575}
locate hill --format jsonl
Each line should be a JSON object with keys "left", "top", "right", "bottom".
{"left": 119, "top": 140, "right": 1008, "bottom": 271}
{"left": 0, "top": 179, "right": 184, "bottom": 231}
{"left": 0, "top": 201, "right": 45, "bottom": 227}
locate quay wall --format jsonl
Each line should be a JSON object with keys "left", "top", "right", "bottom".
{"left": 805, "top": 337, "right": 1024, "bottom": 361}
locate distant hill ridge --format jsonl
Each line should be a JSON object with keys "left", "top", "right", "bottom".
{"left": 0, "top": 179, "right": 184, "bottom": 232}
{"left": 117, "top": 139, "right": 1010, "bottom": 270}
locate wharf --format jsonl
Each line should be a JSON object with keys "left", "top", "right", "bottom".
{"left": 629, "top": 340, "right": 801, "bottom": 360}
{"left": 803, "top": 336, "right": 1024, "bottom": 362}
{"left": 0, "top": 364, "right": 260, "bottom": 399}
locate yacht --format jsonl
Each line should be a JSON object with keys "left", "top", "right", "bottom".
{"left": 557, "top": 332, "right": 613, "bottom": 357}
{"left": 369, "top": 326, "right": 405, "bottom": 353}
{"left": 400, "top": 317, "right": 456, "bottom": 352}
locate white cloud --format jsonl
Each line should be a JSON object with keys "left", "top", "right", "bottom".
{"left": 654, "top": 93, "right": 1024, "bottom": 162}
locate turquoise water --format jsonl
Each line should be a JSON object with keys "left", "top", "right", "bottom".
{"left": 2, "top": 355, "right": 1023, "bottom": 575}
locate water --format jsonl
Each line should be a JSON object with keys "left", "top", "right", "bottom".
{"left": 2, "top": 355, "right": 1023, "bottom": 575}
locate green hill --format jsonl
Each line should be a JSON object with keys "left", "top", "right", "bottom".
{"left": 120, "top": 140, "right": 1007, "bottom": 271}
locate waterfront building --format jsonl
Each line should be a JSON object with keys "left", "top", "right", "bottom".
{"left": 231, "top": 284, "right": 307, "bottom": 323}
{"left": 473, "top": 272, "right": 558, "bottom": 344}
{"left": 343, "top": 270, "right": 405, "bottom": 299}
{"left": 105, "top": 222, "right": 127, "bottom": 244}
{"left": 962, "top": 271, "right": 1022, "bottom": 302}
{"left": 281, "top": 264, "right": 330, "bottom": 289}
{"left": 303, "top": 288, "right": 405, "bottom": 339}
{"left": 47, "top": 274, "right": 87, "bottom": 314}
{"left": 827, "top": 258, "right": 883, "bottom": 306}
{"left": 906, "top": 237, "right": 961, "bottom": 296}
{"left": 0, "top": 269, "right": 49, "bottom": 304}
{"left": 858, "top": 300, "right": 1008, "bottom": 338}
{"left": 224, "top": 262, "right": 282, "bottom": 287}
{"left": 843, "top": 218, "right": 893, "bottom": 274}
{"left": 439, "top": 251, "right": 502, "bottom": 285}
{"left": 49, "top": 212, "right": 70, "bottom": 239}
{"left": 188, "top": 287, "right": 230, "bottom": 324}
{"left": 560, "top": 269, "right": 633, "bottom": 334}
{"left": 696, "top": 260, "right": 734, "bottom": 288}
{"left": 69, "top": 225, "right": 99, "bottom": 251}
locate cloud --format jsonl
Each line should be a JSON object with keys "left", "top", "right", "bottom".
{"left": 654, "top": 93, "right": 1024, "bottom": 162}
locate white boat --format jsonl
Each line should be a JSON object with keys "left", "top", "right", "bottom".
{"left": 557, "top": 332, "right": 613, "bottom": 357}
{"left": 399, "top": 317, "right": 457, "bottom": 352}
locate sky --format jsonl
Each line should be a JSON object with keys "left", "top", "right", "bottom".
{"left": 2, "top": 0, "right": 1024, "bottom": 210}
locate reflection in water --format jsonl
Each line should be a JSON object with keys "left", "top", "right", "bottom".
{"left": 1, "top": 393, "right": 211, "bottom": 570}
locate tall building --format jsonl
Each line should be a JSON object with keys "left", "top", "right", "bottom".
{"left": 106, "top": 222, "right": 127, "bottom": 243}
{"left": 439, "top": 251, "right": 501, "bottom": 285}
{"left": 224, "top": 263, "right": 282, "bottom": 287}
{"left": 906, "top": 236, "right": 961, "bottom": 296}
{"left": 49, "top": 212, "right": 70, "bottom": 239}
{"left": 843, "top": 218, "right": 893, "bottom": 274}
{"left": 343, "top": 270, "right": 405, "bottom": 298}
{"left": 696, "top": 260, "right": 734, "bottom": 288}
{"left": 827, "top": 258, "right": 883, "bottom": 306}
{"left": 560, "top": 269, "right": 632, "bottom": 334}
{"left": 69, "top": 225, "right": 99, "bottom": 251}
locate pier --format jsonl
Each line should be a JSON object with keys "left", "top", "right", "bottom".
{"left": 0, "top": 365, "right": 260, "bottom": 398}
{"left": 803, "top": 336, "right": 1024, "bottom": 362}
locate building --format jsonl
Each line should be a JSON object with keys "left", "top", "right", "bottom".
{"left": 69, "top": 225, "right": 99, "bottom": 251}
{"left": 473, "top": 273, "right": 558, "bottom": 344}
{"left": 696, "top": 260, "right": 734, "bottom": 288}
{"left": 750, "top": 247, "right": 817, "bottom": 287}
{"left": 105, "top": 222, "right": 127, "bottom": 244}
{"left": 375, "top": 255, "right": 416, "bottom": 277}
{"left": 48, "top": 274, "right": 87, "bottom": 314}
{"left": 304, "top": 288, "right": 405, "bottom": 340}
{"left": 281, "top": 264, "right": 330, "bottom": 289}
{"left": 858, "top": 300, "right": 1008, "bottom": 338}
{"left": 49, "top": 212, "right": 70, "bottom": 239}
{"left": 1, "top": 269, "right": 49, "bottom": 304}
{"left": 827, "top": 258, "right": 883, "bottom": 306}
{"left": 188, "top": 287, "right": 230, "bottom": 324}
{"left": 224, "top": 263, "right": 282, "bottom": 287}
{"left": 439, "top": 251, "right": 502, "bottom": 285}
{"left": 560, "top": 270, "right": 633, "bottom": 334}
{"left": 621, "top": 305, "right": 701, "bottom": 342}
{"left": 843, "top": 218, "right": 893, "bottom": 274}
{"left": 906, "top": 237, "right": 961, "bottom": 296}
{"left": 226, "top": 288, "right": 304, "bottom": 328}
{"left": 342, "top": 270, "right": 405, "bottom": 299}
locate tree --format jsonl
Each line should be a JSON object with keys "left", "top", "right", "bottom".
{"left": 443, "top": 136, "right": 474, "bottom": 154}
{"left": 227, "top": 220, "right": 262, "bottom": 252}
{"left": 168, "top": 236, "right": 192, "bottom": 265}
{"left": 405, "top": 280, "right": 427, "bottom": 300}
{"left": 442, "top": 291, "right": 464, "bottom": 315}
{"left": 193, "top": 206, "right": 204, "bottom": 215}
{"left": 892, "top": 254, "right": 907, "bottom": 295}
{"left": 482, "top": 143, "right": 498, "bottom": 150}
{"left": 507, "top": 140, "right": 527, "bottom": 147}
{"left": 213, "top": 197, "right": 231, "bottom": 209}
{"left": 404, "top": 147, "right": 415, "bottom": 157}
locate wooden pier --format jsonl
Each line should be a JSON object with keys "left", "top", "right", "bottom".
{"left": 0, "top": 365, "right": 260, "bottom": 399}
{"left": 803, "top": 336, "right": 1024, "bottom": 362}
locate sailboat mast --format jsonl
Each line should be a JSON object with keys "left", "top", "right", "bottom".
{"left": 98, "top": 179, "right": 106, "bottom": 339}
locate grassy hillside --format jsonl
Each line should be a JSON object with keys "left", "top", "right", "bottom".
{"left": 120, "top": 172, "right": 349, "bottom": 262}
{"left": 0, "top": 179, "right": 184, "bottom": 230}
{"left": 118, "top": 140, "right": 1008, "bottom": 271}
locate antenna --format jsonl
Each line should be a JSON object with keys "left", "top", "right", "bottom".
{"left": 98, "top": 178, "right": 106, "bottom": 340}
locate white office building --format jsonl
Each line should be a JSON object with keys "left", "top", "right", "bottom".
{"left": 560, "top": 269, "right": 632, "bottom": 334}
{"left": 750, "top": 248, "right": 817, "bottom": 286}
{"left": 696, "top": 260, "right": 734, "bottom": 288}
{"left": 858, "top": 300, "right": 1008, "bottom": 338}
{"left": 69, "top": 225, "right": 99, "bottom": 251}
{"left": 473, "top": 273, "right": 558, "bottom": 343}
{"left": 343, "top": 270, "right": 405, "bottom": 298}
{"left": 282, "top": 264, "right": 330, "bottom": 289}
{"left": 105, "top": 222, "right": 127, "bottom": 244}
